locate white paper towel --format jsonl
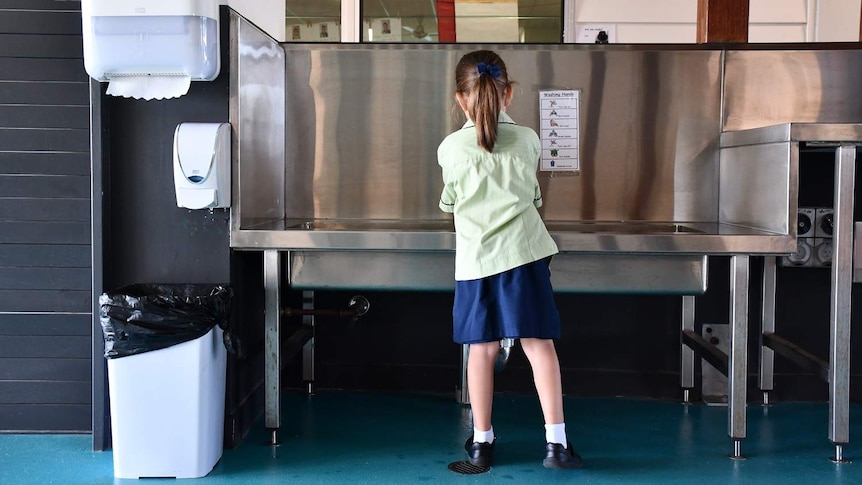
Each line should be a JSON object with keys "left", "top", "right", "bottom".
{"left": 106, "top": 75, "right": 192, "bottom": 100}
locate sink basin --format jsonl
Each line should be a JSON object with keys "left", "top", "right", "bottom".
{"left": 280, "top": 219, "right": 702, "bottom": 235}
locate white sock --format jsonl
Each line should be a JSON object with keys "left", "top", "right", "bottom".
{"left": 473, "top": 426, "right": 495, "bottom": 444}
{"left": 545, "top": 423, "right": 567, "bottom": 448}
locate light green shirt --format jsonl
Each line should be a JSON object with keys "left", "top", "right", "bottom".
{"left": 438, "top": 112, "right": 559, "bottom": 281}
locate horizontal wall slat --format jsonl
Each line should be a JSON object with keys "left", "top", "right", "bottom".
{"left": 0, "top": 244, "right": 91, "bottom": 268}
{"left": 0, "top": 105, "right": 89, "bottom": 128}
{"left": 0, "top": 221, "right": 89, "bottom": 244}
{"left": 0, "top": 199, "right": 90, "bottom": 222}
{"left": 0, "top": 290, "right": 90, "bottom": 312}
{"left": 0, "top": 152, "right": 89, "bottom": 176}
{"left": 0, "top": 34, "right": 83, "bottom": 58}
{"left": 0, "top": 267, "right": 90, "bottom": 290}
{"left": 0, "top": 81, "right": 88, "bottom": 105}
{"left": 0, "top": 58, "right": 87, "bottom": 82}
{"left": 0, "top": 404, "right": 90, "bottom": 432}
{"left": 0, "top": 129, "right": 89, "bottom": 152}
{"left": 0, "top": 175, "right": 89, "bottom": 199}
{"left": 0, "top": 1, "right": 81, "bottom": 11}
{"left": 0, "top": 313, "right": 91, "bottom": 335}
{"left": 0, "top": 358, "right": 90, "bottom": 381}
{"left": 0, "top": 335, "right": 90, "bottom": 358}
{"left": 0, "top": 382, "right": 90, "bottom": 404}
{"left": 0, "top": 11, "right": 82, "bottom": 35}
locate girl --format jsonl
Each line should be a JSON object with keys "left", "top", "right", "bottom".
{"left": 437, "top": 50, "right": 582, "bottom": 470}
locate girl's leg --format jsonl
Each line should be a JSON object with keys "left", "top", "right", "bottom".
{"left": 467, "top": 341, "right": 500, "bottom": 432}
{"left": 522, "top": 337, "right": 582, "bottom": 468}
{"left": 519, "top": 338, "right": 564, "bottom": 425}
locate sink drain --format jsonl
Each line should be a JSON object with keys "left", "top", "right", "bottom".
{"left": 447, "top": 460, "right": 490, "bottom": 475}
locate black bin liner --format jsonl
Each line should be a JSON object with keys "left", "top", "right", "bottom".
{"left": 100, "top": 284, "right": 242, "bottom": 359}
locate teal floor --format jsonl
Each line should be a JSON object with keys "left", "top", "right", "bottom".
{"left": 2, "top": 391, "right": 861, "bottom": 484}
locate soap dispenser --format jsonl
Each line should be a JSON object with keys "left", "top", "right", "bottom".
{"left": 173, "top": 122, "right": 231, "bottom": 209}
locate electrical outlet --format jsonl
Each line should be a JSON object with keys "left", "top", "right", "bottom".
{"left": 781, "top": 238, "right": 814, "bottom": 267}
{"left": 813, "top": 238, "right": 833, "bottom": 267}
{"left": 797, "top": 208, "right": 816, "bottom": 238}
{"left": 815, "top": 208, "right": 833, "bottom": 238}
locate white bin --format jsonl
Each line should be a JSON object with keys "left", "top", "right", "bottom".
{"left": 108, "top": 326, "right": 227, "bottom": 479}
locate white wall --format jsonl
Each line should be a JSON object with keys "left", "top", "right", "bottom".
{"left": 816, "top": 0, "right": 862, "bottom": 41}
{"left": 575, "top": 0, "right": 860, "bottom": 43}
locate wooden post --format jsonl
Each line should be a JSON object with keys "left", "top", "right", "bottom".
{"left": 437, "top": 0, "right": 456, "bottom": 42}
{"left": 697, "top": 0, "right": 750, "bottom": 43}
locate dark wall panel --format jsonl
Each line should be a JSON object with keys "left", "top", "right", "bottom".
{"left": 0, "top": 174, "right": 89, "bottom": 198}
{"left": 0, "top": 404, "right": 90, "bottom": 432}
{"left": 0, "top": 358, "right": 90, "bottom": 381}
{"left": 0, "top": 199, "right": 90, "bottom": 222}
{"left": 0, "top": 152, "right": 90, "bottom": 176}
{"left": 0, "top": 222, "right": 89, "bottom": 244}
{"left": 105, "top": 70, "right": 231, "bottom": 287}
{"left": 0, "top": 58, "right": 89, "bottom": 82}
{"left": 0, "top": 34, "right": 83, "bottom": 58}
{"left": 0, "top": 335, "right": 90, "bottom": 358}
{"left": 0, "top": 1, "right": 92, "bottom": 432}
{"left": 0, "top": 0, "right": 81, "bottom": 9}
{"left": 0, "top": 244, "right": 90, "bottom": 267}
{"left": 0, "top": 267, "right": 90, "bottom": 290}
{"left": 0, "top": 11, "right": 82, "bottom": 35}
{"left": 0, "top": 313, "right": 90, "bottom": 335}
{"left": 0, "top": 291, "right": 90, "bottom": 313}
{"left": 0, "top": 381, "right": 90, "bottom": 404}
{"left": 0, "top": 81, "right": 88, "bottom": 105}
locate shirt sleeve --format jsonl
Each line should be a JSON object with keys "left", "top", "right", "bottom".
{"left": 439, "top": 180, "right": 456, "bottom": 213}
{"left": 530, "top": 131, "right": 543, "bottom": 208}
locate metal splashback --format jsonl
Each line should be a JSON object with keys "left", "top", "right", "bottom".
{"left": 229, "top": 10, "right": 285, "bottom": 231}
{"left": 723, "top": 49, "right": 862, "bottom": 132}
{"left": 279, "top": 45, "right": 723, "bottom": 225}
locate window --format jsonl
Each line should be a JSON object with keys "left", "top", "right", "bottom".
{"left": 360, "top": 0, "right": 563, "bottom": 43}
{"left": 285, "top": 0, "right": 342, "bottom": 42}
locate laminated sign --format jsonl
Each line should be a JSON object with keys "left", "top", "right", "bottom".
{"left": 539, "top": 90, "right": 580, "bottom": 173}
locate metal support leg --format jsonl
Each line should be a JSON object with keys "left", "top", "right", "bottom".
{"left": 457, "top": 344, "right": 470, "bottom": 404}
{"left": 828, "top": 145, "right": 855, "bottom": 462}
{"left": 681, "top": 295, "right": 695, "bottom": 404}
{"left": 759, "top": 256, "right": 776, "bottom": 406}
{"left": 302, "top": 291, "right": 315, "bottom": 394}
{"left": 728, "top": 255, "right": 749, "bottom": 460}
{"left": 264, "top": 250, "right": 282, "bottom": 446}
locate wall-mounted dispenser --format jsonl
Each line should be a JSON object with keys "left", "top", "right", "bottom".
{"left": 173, "top": 123, "right": 231, "bottom": 210}
{"left": 81, "top": 0, "right": 221, "bottom": 100}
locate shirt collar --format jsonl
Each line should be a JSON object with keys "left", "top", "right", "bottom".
{"left": 461, "top": 111, "right": 516, "bottom": 129}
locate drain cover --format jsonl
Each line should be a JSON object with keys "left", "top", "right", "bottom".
{"left": 448, "top": 460, "right": 490, "bottom": 475}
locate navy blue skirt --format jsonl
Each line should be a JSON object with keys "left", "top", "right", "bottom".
{"left": 453, "top": 257, "right": 561, "bottom": 344}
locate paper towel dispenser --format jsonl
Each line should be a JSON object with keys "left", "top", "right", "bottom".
{"left": 81, "top": 0, "right": 220, "bottom": 98}
{"left": 173, "top": 123, "right": 231, "bottom": 210}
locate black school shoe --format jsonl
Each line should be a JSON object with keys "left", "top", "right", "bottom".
{"left": 543, "top": 442, "right": 583, "bottom": 469}
{"left": 464, "top": 437, "right": 495, "bottom": 467}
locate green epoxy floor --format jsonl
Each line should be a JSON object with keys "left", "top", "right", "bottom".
{"left": 2, "top": 391, "right": 862, "bottom": 484}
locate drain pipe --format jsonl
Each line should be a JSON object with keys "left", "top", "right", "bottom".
{"left": 495, "top": 338, "right": 515, "bottom": 372}
{"left": 458, "top": 338, "right": 517, "bottom": 404}
{"left": 282, "top": 295, "right": 370, "bottom": 322}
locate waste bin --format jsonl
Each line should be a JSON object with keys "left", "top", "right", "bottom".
{"left": 99, "top": 284, "right": 235, "bottom": 479}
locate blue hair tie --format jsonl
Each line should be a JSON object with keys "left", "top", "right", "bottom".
{"left": 476, "top": 62, "right": 501, "bottom": 79}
